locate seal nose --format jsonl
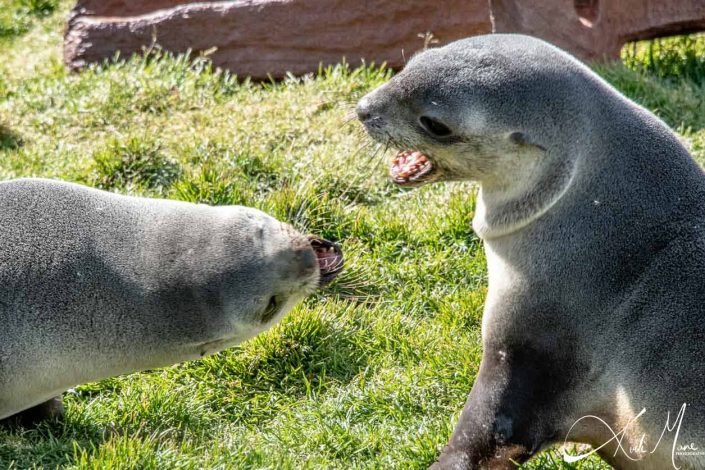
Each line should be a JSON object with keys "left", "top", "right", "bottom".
{"left": 356, "top": 97, "right": 373, "bottom": 122}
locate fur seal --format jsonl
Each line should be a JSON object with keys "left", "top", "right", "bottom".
{"left": 358, "top": 34, "right": 705, "bottom": 469}
{"left": 0, "top": 178, "right": 343, "bottom": 424}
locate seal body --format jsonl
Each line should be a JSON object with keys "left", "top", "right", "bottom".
{"left": 358, "top": 34, "right": 705, "bottom": 469}
{"left": 0, "top": 178, "right": 336, "bottom": 422}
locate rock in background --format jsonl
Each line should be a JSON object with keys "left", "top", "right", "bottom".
{"left": 64, "top": 0, "right": 705, "bottom": 79}
{"left": 493, "top": 0, "right": 705, "bottom": 60}
{"left": 64, "top": 0, "right": 492, "bottom": 78}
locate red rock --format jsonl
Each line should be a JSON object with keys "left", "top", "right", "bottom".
{"left": 492, "top": 0, "right": 705, "bottom": 60}
{"left": 69, "top": 0, "right": 191, "bottom": 17}
{"left": 64, "top": 0, "right": 492, "bottom": 79}
{"left": 64, "top": 0, "right": 705, "bottom": 79}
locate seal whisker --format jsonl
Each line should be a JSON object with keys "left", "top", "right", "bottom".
{"left": 327, "top": 139, "right": 381, "bottom": 205}
{"left": 342, "top": 110, "right": 360, "bottom": 126}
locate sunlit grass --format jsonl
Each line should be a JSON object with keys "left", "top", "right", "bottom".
{"left": 1, "top": 3, "right": 704, "bottom": 468}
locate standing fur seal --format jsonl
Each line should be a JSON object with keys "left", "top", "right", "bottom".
{"left": 357, "top": 34, "right": 705, "bottom": 469}
{"left": 0, "top": 178, "right": 343, "bottom": 424}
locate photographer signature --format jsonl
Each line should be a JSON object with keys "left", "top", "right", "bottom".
{"left": 562, "top": 403, "right": 700, "bottom": 469}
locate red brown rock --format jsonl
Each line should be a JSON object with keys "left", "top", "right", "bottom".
{"left": 64, "top": 0, "right": 705, "bottom": 79}
{"left": 492, "top": 0, "right": 705, "bottom": 60}
{"left": 69, "top": 0, "right": 192, "bottom": 17}
{"left": 64, "top": 0, "right": 492, "bottom": 79}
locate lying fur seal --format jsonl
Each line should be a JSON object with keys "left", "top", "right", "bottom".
{"left": 358, "top": 34, "right": 705, "bottom": 469}
{"left": 0, "top": 178, "right": 343, "bottom": 424}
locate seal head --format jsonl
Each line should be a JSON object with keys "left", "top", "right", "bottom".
{"left": 357, "top": 34, "right": 600, "bottom": 238}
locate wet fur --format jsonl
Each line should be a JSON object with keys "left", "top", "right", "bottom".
{"left": 358, "top": 34, "right": 705, "bottom": 469}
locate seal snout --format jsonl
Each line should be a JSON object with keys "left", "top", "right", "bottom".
{"left": 357, "top": 86, "right": 441, "bottom": 188}
{"left": 307, "top": 236, "right": 344, "bottom": 287}
{"left": 355, "top": 95, "right": 374, "bottom": 123}
{"left": 355, "top": 92, "right": 390, "bottom": 139}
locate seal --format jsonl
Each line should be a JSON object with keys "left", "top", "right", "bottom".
{"left": 358, "top": 34, "right": 705, "bottom": 469}
{"left": 0, "top": 178, "right": 343, "bottom": 425}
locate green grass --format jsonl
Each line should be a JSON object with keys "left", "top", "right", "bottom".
{"left": 621, "top": 33, "right": 705, "bottom": 85}
{"left": 1, "top": 3, "right": 705, "bottom": 468}
{"left": 0, "top": 0, "right": 58, "bottom": 39}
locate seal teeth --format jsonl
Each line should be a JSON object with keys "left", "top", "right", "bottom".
{"left": 307, "top": 236, "right": 344, "bottom": 286}
{"left": 391, "top": 149, "right": 434, "bottom": 184}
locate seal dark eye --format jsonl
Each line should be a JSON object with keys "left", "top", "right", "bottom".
{"left": 419, "top": 116, "right": 452, "bottom": 138}
{"left": 262, "top": 296, "right": 280, "bottom": 323}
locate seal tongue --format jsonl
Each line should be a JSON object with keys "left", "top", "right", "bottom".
{"left": 307, "top": 236, "right": 344, "bottom": 286}
{"left": 391, "top": 150, "right": 433, "bottom": 184}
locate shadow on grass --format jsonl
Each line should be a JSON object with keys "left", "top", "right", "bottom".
{"left": 0, "top": 124, "right": 22, "bottom": 150}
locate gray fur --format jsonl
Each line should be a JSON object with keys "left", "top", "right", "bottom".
{"left": 0, "top": 178, "right": 320, "bottom": 421}
{"left": 358, "top": 34, "right": 705, "bottom": 469}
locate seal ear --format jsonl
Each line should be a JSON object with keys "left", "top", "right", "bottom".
{"left": 509, "top": 132, "right": 546, "bottom": 151}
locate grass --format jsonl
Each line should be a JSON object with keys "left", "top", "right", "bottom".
{"left": 621, "top": 33, "right": 705, "bottom": 85}
{"left": 1, "top": 3, "right": 704, "bottom": 468}
{"left": 0, "top": 0, "right": 58, "bottom": 39}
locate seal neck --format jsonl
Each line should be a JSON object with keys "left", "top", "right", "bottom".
{"left": 472, "top": 147, "right": 578, "bottom": 240}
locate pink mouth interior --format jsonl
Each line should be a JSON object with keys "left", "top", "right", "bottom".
{"left": 390, "top": 150, "right": 433, "bottom": 184}
{"left": 315, "top": 246, "right": 343, "bottom": 273}
{"left": 308, "top": 236, "right": 344, "bottom": 285}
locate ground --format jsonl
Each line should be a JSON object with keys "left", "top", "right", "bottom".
{"left": 1, "top": 1, "right": 704, "bottom": 469}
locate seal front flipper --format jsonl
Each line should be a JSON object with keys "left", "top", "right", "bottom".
{"left": 431, "top": 340, "right": 582, "bottom": 469}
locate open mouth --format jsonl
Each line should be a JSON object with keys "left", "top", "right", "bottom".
{"left": 390, "top": 150, "right": 437, "bottom": 186}
{"left": 308, "top": 236, "right": 344, "bottom": 286}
